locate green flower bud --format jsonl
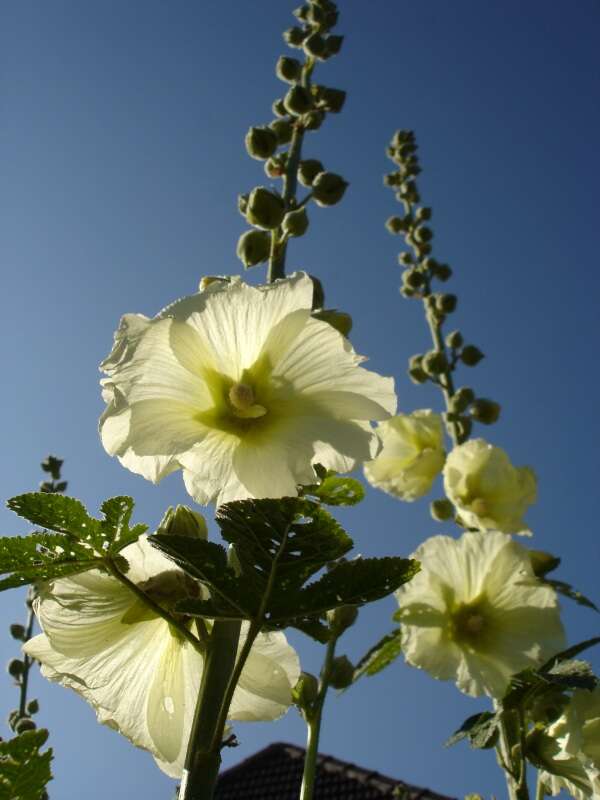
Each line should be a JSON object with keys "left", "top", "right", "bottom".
{"left": 392, "top": 129, "right": 413, "bottom": 147}
{"left": 15, "top": 718, "right": 36, "bottom": 734}
{"left": 292, "top": 671, "right": 319, "bottom": 713}
{"left": 284, "top": 84, "right": 313, "bottom": 116}
{"left": 403, "top": 269, "right": 424, "bottom": 289}
{"left": 303, "top": 32, "right": 327, "bottom": 59}
{"left": 434, "top": 263, "right": 453, "bottom": 281}
{"left": 26, "top": 699, "right": 39, "bottom": 715}
{"left": 450, "top": 386, "right": 475, "bottom": 413}
{"left": 385, "top": 216, "right": 404, "bottom": 234}
{"left": 416, "top": 207, "right": 432, "bottom": 222}
{"left": 300, "top": 110, "right": 325, "bottom": 130}
{"left": 312, "top": 309, "right": 352, "bottom": 337}
{"left": 414, "top": 226, "right": 433, "bottom": 243}
{"left": 461, "top": 345, "right": 485, "bottom": 366}
{"left": 408, "top": 366, "right": 428, "bottom": 384}
{"left": 269, "top": 118, "right": 293, "bottom": 145}
{"left": 312, "top": 172, "right": 348, "bottom": 206}
{"left": 282, "top": 207, "right": 309, "bottom": 237}
{"left": 470, "top": 398, "right": 501, "bottom": 425}
{"left": 283, "top": 26, "right": 307, "bottom": 48}
{"left": 310, "top": 275, "right": 325, "bottom": 309}
{"left": 276, "top": 55, "right": 302, "bottom": 83}
{"left": 328, "top": 655, "right": 354, "bottom": 689}
{"left": 324, "top": 34, "right": 344, "bottom": 56}
{"left": 236, "top": 230, "right": 272, "bottom": 268}
{"left": 445, "top": 330, "right": 463, "bottom": 349}
{"left": 7, "top": 659, "right": 24, "bottom": 678}
{"left": 238, "top": 193, "right": 249, "bottom": 216}
{"left": 326, "top": 605, "right": 358, "bottom": 635}
{"left": 292, "top": 5, "right": 310, "bottom": 22}
{"left": 305, "top": 3, "right": 325, "bottom": 24}
{"left": 157, "top": 505, "right": 208, "bottom": 540}
{"left": 384, "top": 172, "right": 401, "bottom": 187}
{"left": 264, "top": 155, "right": 286, "bottom": 179}
{"left": 9, "top": 624, "right": 25, "bottom": 640}
{"left": 430, "top": 498, "right": 454, "bottom": 522}
{"left": 423, "top": 350, "right": 448, "bottom": 376}
{"left": 245, "top": 126, "right": 278, "bottom": 160}
{"left": 528, "top": 550, "right": 561, "bottom": 578}
{"left": 436, "top": 293, "right": 457, "bottom": 314}
{"left": 316, "top": 86, "right": 346, "bottom": 113}
{"left": 245, "top": 187, "right": 286, "bottom": 230}
{"left": 298, "top": 159, "right": 324, "bottom": 187}
{"left": 272, "top": 98, "right": 288, "bottom": 118}
{"left": 399, "top": 252, "right": 413, "bottom": 266}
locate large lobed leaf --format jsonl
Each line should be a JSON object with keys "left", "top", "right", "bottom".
{"left": 0, "top": 729, "right": 52, "bottom": 800}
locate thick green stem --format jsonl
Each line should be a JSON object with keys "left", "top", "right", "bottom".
{"left": 496, "top": 709, "right": 530, "bottom": 800}
{"left": 300, "top": 635, "right": 338, "bottom": 800}
{"left": 179, "top": 619, "right": 243, "bottom": 800}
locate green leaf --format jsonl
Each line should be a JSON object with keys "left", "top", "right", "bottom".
{"left": 540, "top": 637, "right": 600, "bottom": 671}
{"left": 544, "top": 659, "right": 598, "bottom": 691}
{"left": 353, "top": 628, "right": 403, "bottom": 681}
{"left": 305, "top": 473, "right": 366, "bottom": 506}
{"left": 0, "top": 533, "right": 101, "bottom": 591}
{"left": 544, "top": 578, "right": 598, "bottom": 612}
{"left": 0, "top": 729, "right": 52, "bottom": 800}
{"left": 445, "top": 711, "right": 499, "bottom": 750}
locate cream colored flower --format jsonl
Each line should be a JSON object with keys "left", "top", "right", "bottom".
{"left": 536, "top": 686, "right": 600, "bottom": 799}
{"left": 363, "top": 410, "right": 445, "bottom": 501}
{"left": 396, "top": 531, "right": 565, "bottom": 698}
{"left": 100, "top": 272, "right": 396, "bottom": 506}
{"left": 23, "top": 537, "right": 300, "bottom": 778}
{"left": 443, "top": 439, "right": 537, "bottom": 533}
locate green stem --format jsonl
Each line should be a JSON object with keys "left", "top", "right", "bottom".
{"left": 495, "top": 709, "right": 530, "bottom": 800}
{"left": 18, "top": 588, "right": 37, "bottom": 718}
{"left": 300, "top": 635, "right": 338, "bottom": 800}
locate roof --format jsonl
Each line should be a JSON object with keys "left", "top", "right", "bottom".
{"left": 215, "top": 742, "right": 455, "bottom": 799}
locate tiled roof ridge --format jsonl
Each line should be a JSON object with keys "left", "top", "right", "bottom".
{"left": 217, "top": 741, "right": 455, "bottom": 799}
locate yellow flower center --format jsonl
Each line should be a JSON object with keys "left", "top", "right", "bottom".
{"left": 451, "top": 596, "right": 491, "bottom": 648}
{"left": 227, "top": 382, "right": 267, "bottom": 419}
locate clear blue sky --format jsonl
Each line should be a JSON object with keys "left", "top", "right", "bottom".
{"left": 1, "top": 1, "right": 599, "bottom": 798}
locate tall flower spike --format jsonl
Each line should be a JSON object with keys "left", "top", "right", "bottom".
{"left": 99, "top": 272, "right": 396, "bottom": 506}
{"left": 395, "top": 530, "right": 565, "bottom": 699}
{"left": 23, "top": 537, "right": 300, "bottom": 778}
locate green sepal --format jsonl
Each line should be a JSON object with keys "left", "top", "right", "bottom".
{"left": 303, "top": 471, "right": 365, "bottom": 507}
{"left": 0, "top": 729, "right": 53, "bottom": 800}
{"left": 543, "top": 578, "right": 598, "bottom": 612}
{"left": 352, "top": 628, "right": 403, "bottom": 682}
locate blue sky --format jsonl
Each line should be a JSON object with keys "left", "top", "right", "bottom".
{"left": 1, "top": 1, "right": 599, "bottom": 798}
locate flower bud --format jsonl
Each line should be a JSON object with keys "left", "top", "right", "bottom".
{"left": 236, "top": 230, "right": 272, "bottom": 268}
{"left": 283, "top": 26, "right": 307, "bottom": 48}
{"left": 300, "top": 110, "right": 325, "bottom": 130}
{"left": 385, "top": 216, "right": 404, "bottom": 234}
{"left": 284, "top": 85, "right": 313, "bottom": 116}
{"left": 245, "top": 126, "right": 278, "bottom": 160}
{"left": 403, "top": 269, "right": 424, "bottom": 289}
{"left": 327, "top": 605, "right": 358, "bottom": 635}
{"left": 445, "top": 330, "right": 463, "bottom": 349}
{"left": 26, "top": 699, "right": 39, "bottom": 715}
{"left": 245, "top": 187, "right": 286, "bottom": 230}
{"left": 423, "top": 350, "right": 448, "bottom": 376}
{"left": 461, "top": 345, "right": 485, "bottom": 366}
{"left": 9, "top": 624, "right": 25, "bottom": 640}
{"left": 157, "top": 505, "right": 208, "bottom": 539}
{"left": 470, "top": 398, "right": 501, "bottom": 425}
{"left": 529, "top": 550, "right": 561, "bottom": 578}
{"left": 434, "top": 263, "right": 452, "bottom": 281}
{"left": 430, "top": 498, "right": 454, "bottom": 522}
{"left": 312, "top": 172, "right": 348, "bottom": 206}
{"left": 298, "top": 159, "right": 324, "bottom": 187}
{"left": 276, "top": 55, "right": 302, "bottom": 83}
{"left": 436, "top": 293, "right": 457, "bottom": 314}
{"left": 7, "top": 659, "right": 24, "bottom": 678}
{"left": 450, "top": 386, "right": 475, "bottom": 413}
{"left": 303, "top": 32, "right": 327, "bottom": 59}
{"left": 316, "top": 86, "right": 346, "bottom": 113}
{"left": 269, "top": 119, "right": 293, "bottom": 145}
{"left": 408, "top": 354, "right": 427, "bottom": 384}
{"left": 414, "top": 226, "right": 433, "bottom": 243}
{"left": 416, "top": 207, "right": 432, "bottom": 221}
{"left": 272, "top": 98, "right": 288, "bottom": 118}
{"left": 324, "top": 34, "right": 344, "bottom": 56}
{"left": 292, "top": 671, "right": 319, "bottom": 713}
{"left": 264, "top": 155, "right": 286, "bottom": 179}
{"left": 282, "top": 207, "right": 309, "bottom": 237}
{"left": 15, "top": 718, "right": 36, "bottom": 734}
{"left": 312, "top": 309, "right": 352, "bottom": 337}
{"left": 328, "top": 655, "right": 354, "bottom": 689}
{"left": 399, "top": 252, "right": 413, "bottom": 266}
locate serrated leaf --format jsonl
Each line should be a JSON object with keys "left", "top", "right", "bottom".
{"left": 99, "top": 496, "right": 147, "bottom": 552}
{"left": 445, "top": 711, "right": 499, "bottom": 749}
{"left": 306, "top": 474, "right": 366, "bottom": 506}
{"left": 544, "top": 578, "right": 598, "bottom": 612}
{"left": 541, "top": 637, "right": 600, "bottom": 671}
{"left": 0, "top": 729, "right": 52, "bottom": 800}
{"left": 545, "top": 659, "right": 598, "bottom": 691}
{"left": 353, "top": 628, "right": 403, "bottom": 682}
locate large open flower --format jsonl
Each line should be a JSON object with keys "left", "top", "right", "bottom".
{"left": 395, "top": 531, "right": 565, "bottom": 698}
{"left": 23, "top": 537, "right": 300, "bottom": 778}
{"left": 100, "top": 272, "right": 396, "bottom": 505}
{"left": 443, "top": 439, "right": 537, "bottom": 534}
{"left": 363, "top": 410, "right": 445, "bottom": 501}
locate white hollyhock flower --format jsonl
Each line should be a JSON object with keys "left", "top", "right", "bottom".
{"left": 443, "top": 439, "right": 537, "bottom": 534}
{"left": 396, "top": 531, "right": 565, "bottom": 698}
{"left": 363, "top": 410, "right": 445, "bottom": 501}
{"left": 536, "top": 686, "right": 600, "bottom": 800}
{"left": 23, "top": 537, "right": 300, "bottom": 778}
{"left": 100, "top": 272, "right": 396, "bottom": 505}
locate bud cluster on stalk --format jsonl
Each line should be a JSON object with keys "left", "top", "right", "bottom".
{"left": 384, "top": 130, "right": 501, "bottom": 443}
{"left": 236, "top": 0, "right": 349, "bottom": 277}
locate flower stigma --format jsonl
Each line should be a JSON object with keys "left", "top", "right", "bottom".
{"left": 228, "top": 382, "right": 267, "bottom": 419}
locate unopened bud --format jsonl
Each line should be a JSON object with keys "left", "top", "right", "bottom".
{"left": 436, "top": 293, "right": 457, "bottom": 314}
{"left": 292, "top": 671, "right": 319, "bottom": 711}
{"left": 9, "top": 624, "right": 25, "bottom": 640}
{"left": 236, "top": 229, "right": 271, "bottom": 268}
{"left": 157, "top": 505, "right": 208, "bottom": 540}
{"left": 301, "top": 110, "right": 325, "bottom": 130}
{"left": 264, "top": 155, "right": 286, "bottom": 179}
{"left": 328, "top": 655, "right": 354, "bottom": 689}
{"left": 283, "top": 26, "right": 307, "bottom": 48}
{"left": 327, "top": 605, "right": 358, "bottom": 635}
{"left": 298, "top": 159, "right": 324, "bottom": 187}
{"left": 460, "top": 345, "right": 485, "bottom": 366}
{"left": 445, "top": 330, "right": 463, "bottom": 349}
{"left": 282, "top": 207, "right": 309, "bottom": 237}
{"left": 303, "top": 32, "right": 327, "bottom": 59}
{"left": 15, "top": 718, "right": 36, "bottom": 734}
{"left": 312, "top": 172, "right": 348, "bottom": 206}
{"left": 245, "top": 126, "right": 278, "bottom": 160}
{"left": 272, "top": 98, "right": 288, "bottom": 118}
{"left": 284, "top": 85, "right": 312, "bottom": 116}
{"left": 416, "top": 207, "right": 432, "bottom": 222}
{"left": 470, "top": 398, "right": 501, "bottom": 425}
{"left": 403, "top": 269, "right": 424, "bottom": 289}
{"left": 399, "top": 252, "right": 413, "bottom": 266}
{"left": 434, "top": 263, "right": 452, "bottom": 281}
{"left": 316, "top": 86, "right": 346, "bottom": 113}
{"left": 414, "top": 226, "right": 433, "bottom": 243}
{"left": 386, "top": 216, "right": 404, "bottom": 234}
{"left": 269, "top": 119, "right": 293, "bottom": 146}
{"left": 26, "top": 699, "right": 39, "bottom": 715}
{"left": 422, "top": 350, "right": 448, "bottom": 376}
{"left": 245, "top": 187, "right": 286, "bottom": 230}
{"left": 313, "top": 309, "right": 352, "bottom": 337}
{"left": 529, "top": 550, "right": 561, "bottom": 578}
{"left": 324, "top": 34, "right": 344, "bottom": 56}
{"left": 7, "top": 659, "right": 24, "bottom": 678}
{"left": 450, "top": 387, "right": 475, "bottom": 413}
{"left": 430, "top": 498, "right": 454, "bottom": 522}
{"left": 276, "top": 55, "right": 302, "bottom": 83}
